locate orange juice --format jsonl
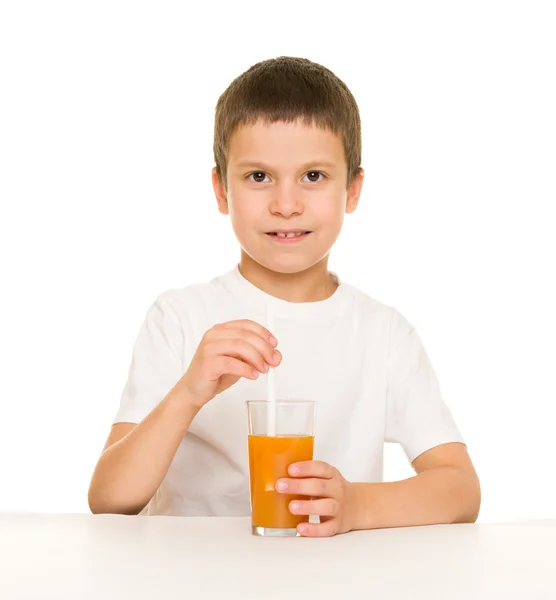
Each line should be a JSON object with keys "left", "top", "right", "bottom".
{"left": 248, "top": 434, "right": 314, "bottom": 529}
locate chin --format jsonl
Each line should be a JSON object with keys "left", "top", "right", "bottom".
{"left": 265, "top": 262, "right": 309, "bottom": 275}
{"left": 244, "top": 248, "right": 328, "bottom": 276}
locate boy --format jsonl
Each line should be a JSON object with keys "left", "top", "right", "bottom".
{"left": 88, "top": 56, "right": 481, "bottom": 537}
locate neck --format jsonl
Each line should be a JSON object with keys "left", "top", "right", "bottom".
{"left": 238, "top": 251, "right": 338, "bottom": 303}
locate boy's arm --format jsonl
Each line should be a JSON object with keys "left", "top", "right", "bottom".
{"left": 88, "top": 381, "right": 201, "bottom": 515}
{"left": 276, "top": 441, "right": 480, "bottom": 537}
{"left": 350, "top": 441, "right": 481, "bottom": 530}
{"left": 89, "top": 317, "right": 278, "bottom": 516}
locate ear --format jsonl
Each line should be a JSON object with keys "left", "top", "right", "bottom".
{"left": 346, "top": 168, "right": 364, "bottom": 214}
{"left": 212, "top": 167, "right": 229, "bottom": 215}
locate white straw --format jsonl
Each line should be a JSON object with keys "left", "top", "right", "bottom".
{"left": 266, "top": 303, "right": 276, "bottom": 436}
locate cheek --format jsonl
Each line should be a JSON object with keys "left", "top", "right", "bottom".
{"left": 313, "top": 196, "right": 346, "bottom": 227}
{"left": 228, "top": 195, "right": 262, "bottom": 232}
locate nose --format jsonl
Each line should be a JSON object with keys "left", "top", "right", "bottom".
{"left": 268, "top": 185, "right": 304, "bottom": 218}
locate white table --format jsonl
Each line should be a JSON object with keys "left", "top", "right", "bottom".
{"left": 1, "top": 515, "right": 555, "bottom": 599}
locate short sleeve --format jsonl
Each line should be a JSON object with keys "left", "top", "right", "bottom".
{"left": 385, "top": 310, "right": 465, "bottom": 463}
{"left": 113, "top": 295, "right": 185, "bottom": 424}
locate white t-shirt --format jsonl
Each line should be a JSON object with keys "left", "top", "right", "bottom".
{"left": 114, "top": 265, "right": 465, "bottom": 516}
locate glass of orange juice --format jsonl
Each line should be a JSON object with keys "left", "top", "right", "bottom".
{"left": 246, "top": 399, "right": 316, "bottom": 537}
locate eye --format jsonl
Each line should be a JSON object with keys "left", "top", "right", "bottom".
{"left": 247, "top": 172, "right": 270, "bottom": 183}
{"left": 246, "top": 171, "right": 326, "bottom": 184}
{"left": 303, "top": 171, "right": 326, "bottom": 183}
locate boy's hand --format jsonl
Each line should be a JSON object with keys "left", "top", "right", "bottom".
{"left": 179, "top": 320, "right": 280, "bottom": 408}
{"left": 275, "top": 461, "right": 356, "bottom": 537}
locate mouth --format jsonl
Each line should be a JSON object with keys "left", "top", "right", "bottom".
{"left": 265, "top": 230, "right": 312, "bottom": 244}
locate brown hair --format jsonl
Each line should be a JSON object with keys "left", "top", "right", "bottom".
{"left": 213, "top": 56, "right": 362, "bottom": 191}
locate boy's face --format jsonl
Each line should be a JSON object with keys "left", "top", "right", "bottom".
{"left": 212, "top": 119, "right": 364, "bottom": 275}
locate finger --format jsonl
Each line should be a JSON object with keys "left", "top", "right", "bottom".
{"left": 275, "top": 477, "right": 333, "bottom": 497}
{"left": 288, "top": 461, "right": 337, "bottom": 479}
{"left": 211, "top": 356, "right": 259, "bottom": 381}
{"left": 205, "top": 338, "right": 269, "bottom": 374}
{"left": 209, "top": 328, "right": 281, "bottom": 368}
{"left": 289, "top": 498, "right": 338, "bottom": 517}
{"left": 218, "top": 320, "right": 278, "bottom": 346}
{"left": 297, "top": 520, "right": 338, "bottom": 538}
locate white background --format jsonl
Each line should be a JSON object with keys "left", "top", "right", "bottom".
{"left": 1, "top": 1, "right": 554, "bottom": 523}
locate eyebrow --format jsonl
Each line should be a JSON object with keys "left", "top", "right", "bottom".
{"left": 234, "top": 160, "right": 338, "bottom": 171}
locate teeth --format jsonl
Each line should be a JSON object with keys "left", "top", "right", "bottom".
{"left": 276, "top": 232, "right": 304, "bottom": 238}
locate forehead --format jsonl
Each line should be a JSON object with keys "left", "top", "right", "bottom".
{"left": 228, "top": 119, "right": 345, "bottom": 168}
